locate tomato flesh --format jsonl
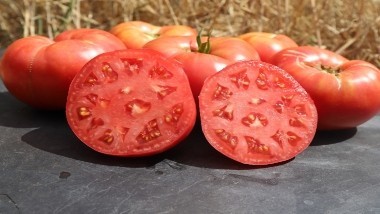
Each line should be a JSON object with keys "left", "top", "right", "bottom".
{"left": 66, "top": 49, "right": 196, "bottom": 156}
{"left": 199, "top": 60, "right": 318, "bottom": 165}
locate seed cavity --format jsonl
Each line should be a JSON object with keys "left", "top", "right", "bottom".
{"left": 83, "top": 73, "right": 99, "bottom": 87}
{"left": 116, "top": 126, "right": 129, "bottom": 142}
{"left": 271, "top": 130, "right": 302, "bottom": 148}
{"left": 241, "top": 112, "right": 268, "bottom": 127}
{"left": 274, "top": 76, "right": 287, "bottom": 88}
{"left": 214, "top": 129, "right": 238, "bottom": 149}
{"left": 77, "top": 107, "right": 92, "bottom": 120}
{"left": 85, "top": 93, "right": 98, "bottom": 105}
{"left": 98, "top": 129, "right": 114, "bottom": 145}
{"left": 152, "top": 85, "right": 177, "bottom": 100}
{"left": 149, "top": 65, "right": 173, "bottom": 79}
{"left": 245, "top": 136, "right": 270, "bottom": 154}
{"left": 294, "top": 104, "right": 307, "bottom": 116}
{"left": 125, "top": 99, "right": 151, "bottom": 117}
{"left": 249, "top": 98, "right": 266, "bottom": 105}
{"left": 213, "top": 83, "right": 233, "bottom": 100}
{"left": 88, "top": 117, "right": 104, "bottom": 131}
{"left": 229, "top": 69, "right": 250, "bottom": 89}
{"left": 273, "top": 101, "right": 285, "bottom": 114}
{"left": 212, "top": 104, "right": 234, "bottom": 120}
{"left": 281, "top": 94, "right": 294, "bottom": 106}
{"left": 136, "top": 119, "right": 161, "bottom": 143}
{"left": 121, "top": 58, "right": 143, "bottom": 75}
{"left": 101, "top": 62, "right": 118, "bottom": 83}
{"left": 286, "top": 131, "right": 302, "bottom": 146}
{"left": 255, "top": 70, "right": 269, "bottom": 90}
{"left": 164, "top": 103, "right": 184, "bottom": 125}
{"left": 289, "top": 117, "right": 306, "bottom": 128}
{"left": 120, "top": 86, "right": 132, "bottom": 95}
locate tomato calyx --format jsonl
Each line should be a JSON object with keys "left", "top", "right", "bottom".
{"left": 304, "top": 61, "right": 341, "bottom": 76}
{"left": 196, "top": 29, "right": 211, "bottom": 54}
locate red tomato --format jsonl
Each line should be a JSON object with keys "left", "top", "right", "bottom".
{"left": 239, "top": 32, "right": 298, "bottom": 64}
{"left": 143, "top": 36, "right": 261, "bottom": 98}
{"left": 0, "top": 29, "right": 126, "bottom": 110}
{"left": 110, "top": 21, "right": 197, "bottom": 49}
{"left": 271, "top": 46, "right": 380, "bottom": 130}
{"left": 66, "top": 49, "right": 196, "bottom": 156}
{"left": 199, "top": 60, "right": 318, "bottom": 165}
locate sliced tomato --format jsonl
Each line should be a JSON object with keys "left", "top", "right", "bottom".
{"left": 66, "top": 49, "right": 197, "bottom": 156}
{"left": 199, "top": 60, "right": 318, "bottom": 165}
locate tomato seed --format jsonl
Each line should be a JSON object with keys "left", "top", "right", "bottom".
{"left": 229, "top": 70, "right": 250, "bottom": 89}
{"left": 77, "top": 107, "right": 92, "bottom": 120}
{"left": 241, "top": 112, "right": 268, "bottom": 127}
{"left": 212, "top": 104, "right": 234, "bottom": 120}
{"left": 149, "top": 65, "right": 173, "bottom": 79}
{"left": 98, "top": 129, "right": 114, "bottom": 145}
{"left": 281, "top": 94, "right": 294, "bottom": 106}
{"left": 213, "top": 83, "right": 233, "bottom": 100}
{"left": 83, "top": 73, "right": 99, "bottom": 87}
{"left": 121, "top": 58, "right": 143, "bottom": 75}
{"left": 214, "top": 129, "right": 238, "bottom": 149}
{"left": 101, "top": 63, "right": 118, "bottom": 83}
{"left": 136, "top": 119, "right": 162, "bottom": 143}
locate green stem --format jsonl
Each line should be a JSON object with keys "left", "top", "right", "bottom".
{"left": 197, "top": 29, "right": 211, "bottom": 54}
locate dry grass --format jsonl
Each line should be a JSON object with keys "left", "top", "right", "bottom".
{"left": 1, "top": 0, "right": 379, "bottom": 67}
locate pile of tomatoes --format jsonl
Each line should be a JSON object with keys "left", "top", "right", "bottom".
{"left": 1, "top": 21, "right": 379, "bottom": 165}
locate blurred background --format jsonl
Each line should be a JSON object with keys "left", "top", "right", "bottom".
{"left": 0, "top": 0, "right": 379, "bottom": 67}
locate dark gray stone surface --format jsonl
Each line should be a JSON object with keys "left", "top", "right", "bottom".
{"left": 1, "top": 76, "right": 380, "bottom": 213}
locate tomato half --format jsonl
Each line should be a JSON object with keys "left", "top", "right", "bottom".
{"left": 239, "top": 32, "right": 298, "bottom": 64}
{"left": 272, "top": 46, "right": 380, "bottom": 130}
{"left": 0, "top": 29, "right": 126, "bottom": 109}
{"left": 199, "top": 60, "right": 318, "bottom": 165}
{"left": 110, "top": 21, "right": 197, "bottom": 49}
{"left": 66, "top": 49, "right": 196, "bottom": 156}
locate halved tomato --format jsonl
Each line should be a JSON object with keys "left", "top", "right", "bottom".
{"left": 199, "top": 60, "right": 318, "bottom": 165}
{"left": 66, "top": 49, "right": 196, "bottom": 156}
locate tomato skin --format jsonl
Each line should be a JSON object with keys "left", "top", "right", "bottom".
{"left": 110, "top": 21, "right": 197, "bottom": 49}
{"left": 199, "top": 60, "right": 318, "bottom": 165}
{"left": 272, "top": 46, "right": 380, "bottom": 130}
{"left": 143, "top": 36, "right": 261, "bottom": 98}
{"left": 239, "top": 32, "right": 298, "bottom": 64}
{"left": 0, "top": 29, "right": 126, "bottom": 110}
{"left": 66, "top": 49, "right": 196, "bottom": 157}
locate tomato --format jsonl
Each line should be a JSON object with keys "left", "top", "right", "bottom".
{"left": 0, "top": 29, "right": 126, "bottom": 110}
{"left": 66, "top": 49, "right": 197, "bottom": 157}
{"left": 272, "top": 46, "right": 380, "bottom": 130}
{"left": 143, "top": 36, "right": 261, "bottom": 98}
{"left": 110, "top": 21, "right": 197, "bottom": 49}
{"left": 239, "top": 32, "right": 298, "bottom": 64}
{"left": 198, "top": 60, "right": 318, "bottom": 165}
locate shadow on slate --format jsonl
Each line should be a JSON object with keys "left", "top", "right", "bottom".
{"left": 311, "top": 128, "right": 358, "bottom": 146}
{"left": 3, "top": 88, "right": 292, "bottom": 170}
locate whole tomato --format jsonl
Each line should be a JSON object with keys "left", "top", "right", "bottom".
{"left": 272, "top": 46, "right": 380, "bottom": 130}
{"left": 0, "top": 29, "right": 126, "bottom": 110}
{"left": 110, "top": 21, "right": 197, "bottom": 49}
{"left": 143, "top": 35, "right": 261, "bottom": 98}
{"left": 239, "top": 32, "right": 298, "bottom": 64}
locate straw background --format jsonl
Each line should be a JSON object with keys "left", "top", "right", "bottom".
{"left": 0, "top": 0, "right": 379, "bottom": 67}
